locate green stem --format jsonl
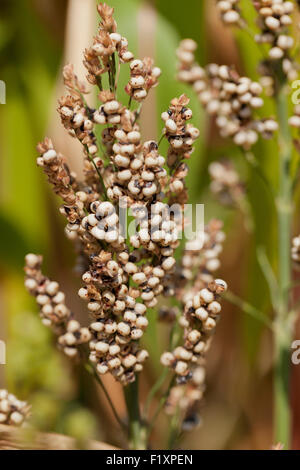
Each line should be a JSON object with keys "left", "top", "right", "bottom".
{"left": 84, "top": 145, "right": 107, "bottom": 199}
{"left": 85, "top": 363, "right": 127, "bottom": 432}
{"left": 123, "top": 379, "right": 147, "bottom": 450}
{"left": 128, "top": 96, "right": 132, "bottom": 110}
{"left": 144, "top": 369, "right": 169, "bottom": 417}
{"left": 275, "top": 82, "right": 293, "bottom": 448}
{"left": 146, "top": 376, "right": 176, "bottom": 440}
{"left": 167, "top": 407, "right": 181, "bottom": 450}
{"left": 225, "top": 290, "right": 272, "bottom": 328}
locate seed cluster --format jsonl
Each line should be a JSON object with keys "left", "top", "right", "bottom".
{"left": 177, "top": 39, "right": 278, "bottom": 149}
{"left": 254, "top": 0, "right": 296, "bottom": 69}
{"left": 24, "top": 254, "right": 91, "bottom": 358}
{"left": 108, "top": 136, "right": 167, "bottom": 204}
{"left": 175, "top": 219, "right": 226, "bottom": 301}
{"left": 209, "top": 159, "right": 245, "bottom": 206}
{"left": 217, "top": 0, "right": 242, "bottom": 25}
{"left": 162, "top": 95, "right": 200, "bottom": 197}
{"left": 164, "top": 369, "right": 205, "bottom": 424}
{"left": 161, "top": 279, "right": 227, "bottom": 426}
{"left": 84, "top": 2, "right": 133, "bottom": 88}
{"left": 159, "top": 220, "right": 226, "bottom": 426}
{"left": 125, "top": 58, "right": 161, "bottom": 103}
{"left": 0, "top": 390, "right": 30, "bottom": 427}
{"left": 27, "top": 4, "right": 201, "bottom": 386}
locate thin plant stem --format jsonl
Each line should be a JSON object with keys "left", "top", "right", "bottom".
{"left": 84, "top": 145, "right": 107, "bottom": 199}
{"left": 85, "top": 363, "right": 127, "bottom": 432}
{"left": 243, "top": 149, "right": 275, "bottom": 201}
{"left": 144, "top": 369, "right": 169, "bottom": 417}
{"left": 123, "top": 378, "right": 147, "bottom": 450}
{"left": 167, "top": 406, "right": 181, "bottom": 450}
{"left": 144, "top": 319, "right": 181, "bottom": 418}
{"left": 115, "top": 57, "right": 121, "bottom": 92}
{"left": 133, "top": 104, "right": 143, "bottom": 125}
{"left": 274, "top": 81, "right": 294, "bottom": 448}
{"left": 158, "top": 133, "right": 165, "bottom": 147}
{"left": 257, "top": 246, "right": 279, "bottom": 311}
{"left": 146, "top": 376, "right": 176, "bottom": 440}
{"left": 96, "top": 76, "right": 103, "bottom": 91}
{"left": 225, "top": 289, "right": 273, "bottom": 329}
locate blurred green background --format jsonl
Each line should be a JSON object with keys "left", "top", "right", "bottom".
{"left": 0, "top": 0, "right": 300, "bottom": 449}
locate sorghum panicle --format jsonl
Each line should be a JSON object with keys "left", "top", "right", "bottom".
{"left": 26, "top": 3, "right": 209, "bottom": 388}
{"left": 254, "top": 0, "right": 296, "bottom": 72}
{"left": 177, "top": 39, "right": 278, "bottom": 149}
{"left": 25, "top": 254, "right": 91, "bottom": 358}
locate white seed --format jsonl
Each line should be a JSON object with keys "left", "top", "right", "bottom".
{"left": 10, "top": 412, "right": 24, "bottom": 425}
{"left": 277, "top": 35, "right": 294, "bottom": 50}
{"left": 204, "top": 317, "right": 216, "bottom": 330}
{"left": 110, "top": 32, "right": 121, "bottom": 43}
{"left": 174, "top": 347, "right": 192, "bottom": 361}
{"left": 250, "top": 97, "right": 263, "bottom": 108}
{"left": 122, "top": 354, "right": 137, "bottom": 368}
{"left": 73, "top": 113, "right": 84, "bottom": 128}
{"left": 97, "top": 363, "right": 109, "bottom": 375}
{"left": 94, "top": 111, "right": 106, "bottom": 124}
{"left": 264, "top": 120, "right": 278, "bottom": 132}
{"left": 90, "top": 227, "right": 105, "bottom": 240}
{"left": 133, "top": 89, "right": 147, "bottom": 100}
{"left": 289, "top": 116, "right": 300, "bottom": 128}
{"left": 165, "top": 119, "right": 177, "bottom": 134}
{"left": 36, "top": 294, "right": 49, "bottom": 306}
{"left": 208, "top": 301, "right": 221, "bottom": 315}
{"left": 97, "top": 201, "right": 115, "bottom": 217}
{"left": 43, "top": 149, "right": 57, "bottom": 162}
{"left": 25, "top": 278, "right": 37, "bottom": 290}
{"left": 223, "top": 10, "right": 239, "bottom": 24}
{"left": 195, "top": 307, "right": 209, "bottom": 321}
{"left": 25, "top": 253, "right": 40, "bottom": 268}
{"left": 136, "top": 349, "right": 149, "bottom": 363}
{"left": 265, "top": 16, "right": 280, "bottom": 31}
{"left": 121, "top": 51, "right": 134, "bottom": 62}
{"left": 117, "top": 322, "right": 131, "bottom": 336}
{"left": 162, "top": 257, "right": 176, "bottom": 271}
{"left": 90, "top": 322, "right": 104, "bottom": 332}
{"left": 135, "top": 303, "right": 147, "bottom": 315}
{"left": 269, "top": 47, "right": 284, "bottom": 60}
{"left": 109, "top": 344, "right": 120, "bottom": 355}
{"left": 175, "top": 361, "right": 188, "bottom": 376}
{"left": 131, "top": 328, "right": 143, "bottom": 340}
{"left": 161, "top": 352, "right": 175, "bottom": 367}
{"left": 130, "top": 75, "right": 145, "bottom": 88}
{"left": 187, "top": 329, "right": 201, "bottom": 344}
{"left": 95, "top": 342, "right": 109, "bottom": 354}
{"left": 103, "top": 100, "right": 120, "bottom": 114}
{"left": 88, "top": 301, "right": 101, "bottom": 312}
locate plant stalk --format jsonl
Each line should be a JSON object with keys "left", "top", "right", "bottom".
{"left": 123, "top": 379, "right": 147, "bottom": 450}
{"left": 275, "top": 81, "right": 293, "bottom": 448}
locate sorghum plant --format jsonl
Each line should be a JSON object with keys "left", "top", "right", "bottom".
{"left": 176, "top": 0, "right": 300, "bottom": 448}
{"left": 24, "top": 3, "right": 227, "bottom": 450}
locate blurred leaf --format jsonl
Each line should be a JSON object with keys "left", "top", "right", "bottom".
{"left": 0, "top": 211, "right": 31, "bottom": 270}
{"left": 155, "top": 0, "right": 206, "bottom": 63}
